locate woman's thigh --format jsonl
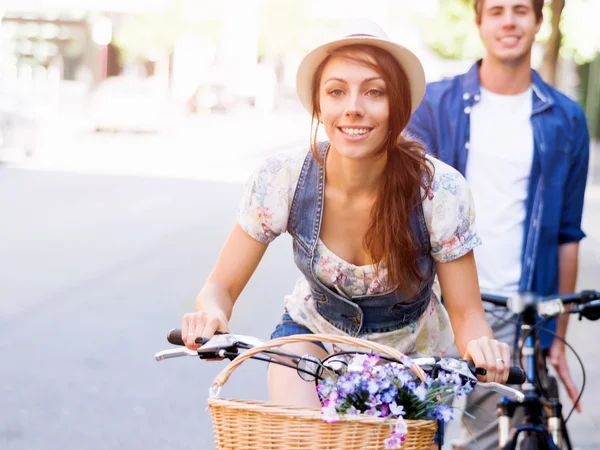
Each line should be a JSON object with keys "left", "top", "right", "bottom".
{"left": 267, "top": 341, "right": 329, "bottom": 407}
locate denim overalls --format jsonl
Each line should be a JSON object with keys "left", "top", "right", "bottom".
{"left": 269, "top": 143, "right": 445, "bottom": 444}
{"left": 285, "top": 143, "right": 436, "bottom": 336}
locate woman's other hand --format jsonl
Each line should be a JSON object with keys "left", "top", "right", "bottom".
{"left": 463, "top": 336, "right": 511, "bottom": 384}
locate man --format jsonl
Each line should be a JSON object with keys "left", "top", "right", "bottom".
{"left": 407, "top": 0, "right": 590, "bottom": 448}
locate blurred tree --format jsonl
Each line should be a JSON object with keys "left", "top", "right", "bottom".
{"left": 540, "top": 0, "right": 564, "bottom": 85}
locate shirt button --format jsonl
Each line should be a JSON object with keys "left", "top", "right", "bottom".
{"left": 464, "top": 106, "right": 472, "bottom": 114}
{"left": 463, "top": 93, "right": 470, "bottom": 100}
{"left": 474, "top": 94, "right": 481, "bottom": 101}
{"left": 465, "top": 141, "right": 470, "bottom": 150}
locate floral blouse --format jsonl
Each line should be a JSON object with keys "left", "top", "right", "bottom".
{"left": 237, "top": 147, "right": 481, "bottom": 357}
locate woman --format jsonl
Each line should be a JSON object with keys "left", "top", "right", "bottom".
{"left": 181, "top": 20, "right": 510, "bottom": 408}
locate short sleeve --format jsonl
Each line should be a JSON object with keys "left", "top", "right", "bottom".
{"left": 237, "top": 150, "right": 305, "bottom": 244}
{"left": 422, "top": 158, "right": 481, "bottom": 262}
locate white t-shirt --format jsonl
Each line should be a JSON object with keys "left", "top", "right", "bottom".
{"left": 466, "top": 86, "right": 533, "bottom": 296}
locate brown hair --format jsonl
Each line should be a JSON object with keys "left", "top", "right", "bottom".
{"left": 310, "top": 44, "right": 434, "bottom": 295}
{"left": 474, "top": 0, "right": 544, "bottom": 24}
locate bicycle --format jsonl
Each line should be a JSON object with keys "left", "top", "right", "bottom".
{"left": 155, "top": 331, "right": 525, "bottom": 450}
{"left": 480, "top": 289, "right": 600, "bottom": 450}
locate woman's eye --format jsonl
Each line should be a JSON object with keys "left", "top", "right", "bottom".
{"left": 366, "top": 89, "right": 385, "bottom": 97}
{"left": 329, "top": 89, "right": 344, "bottom": 97}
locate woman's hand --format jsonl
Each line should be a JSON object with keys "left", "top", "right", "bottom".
{"left": 463, "top": 336, "right": 511, "bottom": 384}
{"left": 181, "top": 309, "right": 230, "bottom": 351}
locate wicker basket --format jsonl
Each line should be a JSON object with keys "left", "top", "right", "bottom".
{"left": 207, "top": 334, "right": 438, "bottom": 449}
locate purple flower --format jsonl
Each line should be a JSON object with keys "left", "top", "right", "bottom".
{"left": 384, "top": 435, "right": 403, "bottom": 449}
{"left": 365, "top": 407, "right": 382, "bottom": 417}
{"left": 339, "top": 375, "right": 360, "bottom": 395}
{"left": 435, "top": 404, "right": 454, "bottom": 423}
{"left": 392, "top": 369, "right": 413, "bottom": 387}
{"left": 381, "top": 388, "right": 399, "bottom": 404}
{"left": 366, "top": 395, "right": 382, "bottom": 409}
{"left": 423, "top": 373, "right": 435, "bottom": 387}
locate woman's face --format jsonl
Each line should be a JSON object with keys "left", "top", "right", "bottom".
{"left": 318, "top": 51, "right": 390, "bottom": 160}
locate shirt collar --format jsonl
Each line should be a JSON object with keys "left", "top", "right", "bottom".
{"left": 460, "top": 60, "right": 554, "bottom": 113}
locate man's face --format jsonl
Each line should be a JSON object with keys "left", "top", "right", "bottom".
{"left": 477, "top": 0, "right": 542, "bottom": 64}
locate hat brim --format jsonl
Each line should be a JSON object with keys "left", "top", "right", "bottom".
{"left": 296, "top": 36, "right": 425, "bottom": 115}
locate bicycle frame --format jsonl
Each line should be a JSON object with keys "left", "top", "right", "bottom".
{"left": 497, "top": 318, "right": 566, "bottom": 449}
{"left": 483, "top": 293, "right": 575, "bottom": 450}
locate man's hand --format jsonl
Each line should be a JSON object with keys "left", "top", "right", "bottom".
{"left": 548, "top": 340, "right": 582, "bottom": 413}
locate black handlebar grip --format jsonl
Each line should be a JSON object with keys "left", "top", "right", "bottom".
{"left": 507, "top": 366, "right": 526, "bottom": 385}
{"left": 166, "top": 329, "right": 224, "bottom": 346}
{"left": 167, "top": 329, "right": 185, "bottom": 346}
{"left": 467, "top": 360, "right": 526, "bottom": 384}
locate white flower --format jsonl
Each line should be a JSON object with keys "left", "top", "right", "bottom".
{"left": 390, "top": 402, "right": 406, "bottom": 417}
{"left": 348, "top": 354, "right": 370, "bottom": 373}
{"left": 321, "top": 403, "right": 339, "bottom": 423}
{"left": 394, "top": 416, "right": 408, "bottom": 435}
{"left": 413, "top": 384, "right": 428, "bottom": 402}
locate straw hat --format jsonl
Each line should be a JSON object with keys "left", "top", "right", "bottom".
{"left": 296, "top": 19, "right": 426, "bottom": 114}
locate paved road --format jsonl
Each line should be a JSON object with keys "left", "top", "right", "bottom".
{"left": 0, "top": 168, "right": 303, "bottom": 450}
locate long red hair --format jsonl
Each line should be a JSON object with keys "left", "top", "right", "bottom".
{"left": 310, "top": 44, "right": 434, "bottom": 295}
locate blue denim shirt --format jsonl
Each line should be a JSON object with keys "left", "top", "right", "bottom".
{"left": 407, "top": 61, "right": 590, "bottom": 348}
{"left": 287, "top": 142, "right": 436, "bottom": 336}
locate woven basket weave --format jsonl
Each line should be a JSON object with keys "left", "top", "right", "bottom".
{"left": 207, "top": 334, "right": 438, "bottom": 450}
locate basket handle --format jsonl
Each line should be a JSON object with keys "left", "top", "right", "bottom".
{"left": 211, "top": 333, "right": 427, "bottom": 391}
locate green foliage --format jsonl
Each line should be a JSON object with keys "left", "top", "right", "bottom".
{"left": 418, "top": 0, "right": 483, "bottom": 60}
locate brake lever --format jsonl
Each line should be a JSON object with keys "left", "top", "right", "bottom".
{"left": 155, "top": 347, "right": 197, "bottom": 361}
{"left": 478, "top": 382, "right": 525, "bottom": 402}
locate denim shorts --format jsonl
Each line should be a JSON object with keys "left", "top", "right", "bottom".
{"left": 270, "top": 309, "right": 327, "bottom": 352}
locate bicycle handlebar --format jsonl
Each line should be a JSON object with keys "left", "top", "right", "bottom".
{"left": 481, "top": 290, "right": 600, "bottom": 320}
{"left": 162, "top": 328, "right": 526, "bottom": 387}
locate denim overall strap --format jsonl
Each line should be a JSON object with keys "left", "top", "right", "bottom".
{"left": 288, "top": 143, "right": 435, "bottom": 336}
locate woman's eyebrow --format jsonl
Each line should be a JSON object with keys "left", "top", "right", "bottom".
{"left": 324, "top": 76, "right": 383, "bottom": 84}
{"left": 324, "top": 77, "right": 347, "bottom": 84}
